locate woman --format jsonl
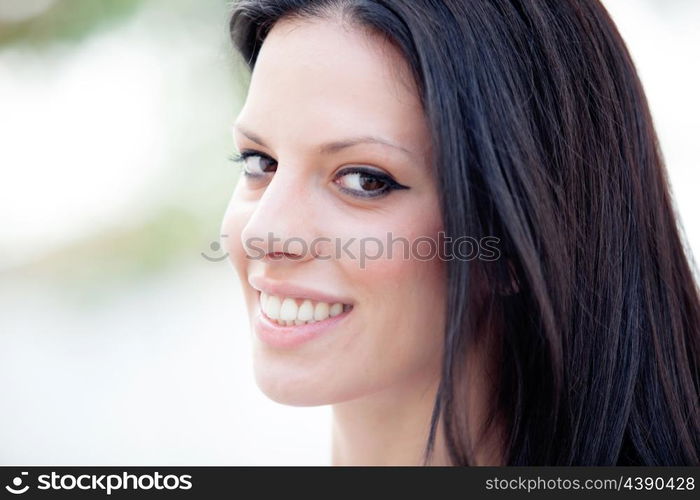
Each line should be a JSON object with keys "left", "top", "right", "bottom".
{"left": 222, "top": 0, "right": 700, "bottom": 465}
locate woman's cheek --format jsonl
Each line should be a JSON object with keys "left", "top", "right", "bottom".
{"left": 335, "top": 213, "right": 443, "bottom": 280}
{"left": 222, "top": 198, "right": 253, "bottom": 287}
{"left": 340, "top": 218, "right": 446, "bottom": 333}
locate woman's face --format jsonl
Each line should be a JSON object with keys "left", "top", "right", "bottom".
{"left": 222, "top": 16, "right": 446, "bottom": 406}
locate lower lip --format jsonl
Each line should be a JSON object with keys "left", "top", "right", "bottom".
{"left": 253, "top": 304, "right": 353, "bottom": 349}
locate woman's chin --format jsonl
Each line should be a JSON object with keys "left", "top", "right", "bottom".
{"left": 252, "top": 362, "right": 337, "bottom": 407}
{"left": 251, "top": 356, "right": 376, "bottom": 407}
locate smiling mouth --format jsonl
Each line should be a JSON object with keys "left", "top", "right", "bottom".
{"left": 258, "top": 291, "right": 353, "bottom": 326}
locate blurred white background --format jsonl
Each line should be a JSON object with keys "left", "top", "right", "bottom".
{"left": 0, "top": 0, "right": 697, "bottom": 465}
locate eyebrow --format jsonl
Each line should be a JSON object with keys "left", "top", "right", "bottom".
{"left": 233, "top": 123, "right": 415, "bottom": 158}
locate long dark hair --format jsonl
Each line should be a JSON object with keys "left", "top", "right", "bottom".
{"left": 228, "top": 0, "right": 700, "bottom": 465}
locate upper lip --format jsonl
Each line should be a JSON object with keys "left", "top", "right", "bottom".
{"left": 248, "top": 275, "right": 354, "bottom": 305}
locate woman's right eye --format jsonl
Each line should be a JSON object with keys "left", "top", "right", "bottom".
{"left": 230, "top": 151, "right": 277, "bottom": 178}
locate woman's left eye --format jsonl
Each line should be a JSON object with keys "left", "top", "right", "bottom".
{"left": 334, "top": 167, "right": 410, "bottom": 198}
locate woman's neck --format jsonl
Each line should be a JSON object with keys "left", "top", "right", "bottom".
{"left": 331, "top": 371, "right": 450, "bottom": 466}
{"left": 330, "top": 342, "right": 503, "bottom": 466}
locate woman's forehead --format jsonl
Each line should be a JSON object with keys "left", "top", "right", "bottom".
{"left": 241, "top": 17, "right": 428, "bottom": 154}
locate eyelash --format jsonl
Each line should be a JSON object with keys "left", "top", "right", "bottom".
{"left": 229, "top": 151, "right": 274, "bottom": 177}
{"left": 229, "top": 150, "right": 410, "bottom": 199}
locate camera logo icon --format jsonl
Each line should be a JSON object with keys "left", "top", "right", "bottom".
{"left": 5, "top": 472, "right": 29, "bottom": 494}
{"left": 201, "top": 234, "right": 229, "bottom": 262}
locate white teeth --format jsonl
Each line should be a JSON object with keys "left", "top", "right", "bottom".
{"left": 313, "top": 302, "right": 329, "bottom": 321}
{"left": 279, "top": 298, "right": 298, "bottom": 321}
{"left": 259, "top": 292, "right": 352, "bottom": 326}
{"left": 264, "top": 294, "right": 281, "bottom": 320}
{"left": 329, "top": 303, "right": 343, "bottom": 317}
{"left": 298, "top": 300, "right": 314, "bottom": 321}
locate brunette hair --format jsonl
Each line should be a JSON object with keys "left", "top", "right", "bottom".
{"left": 228, "top": 0, "right": 700, "bottom": 465}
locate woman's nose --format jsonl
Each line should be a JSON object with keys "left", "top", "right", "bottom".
{"left": 239, "top": 167, "right": 320, "bottom": 263}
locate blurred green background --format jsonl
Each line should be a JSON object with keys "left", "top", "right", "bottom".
{"left": 0, "top": 0, "right": 247, "bottom": 291}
